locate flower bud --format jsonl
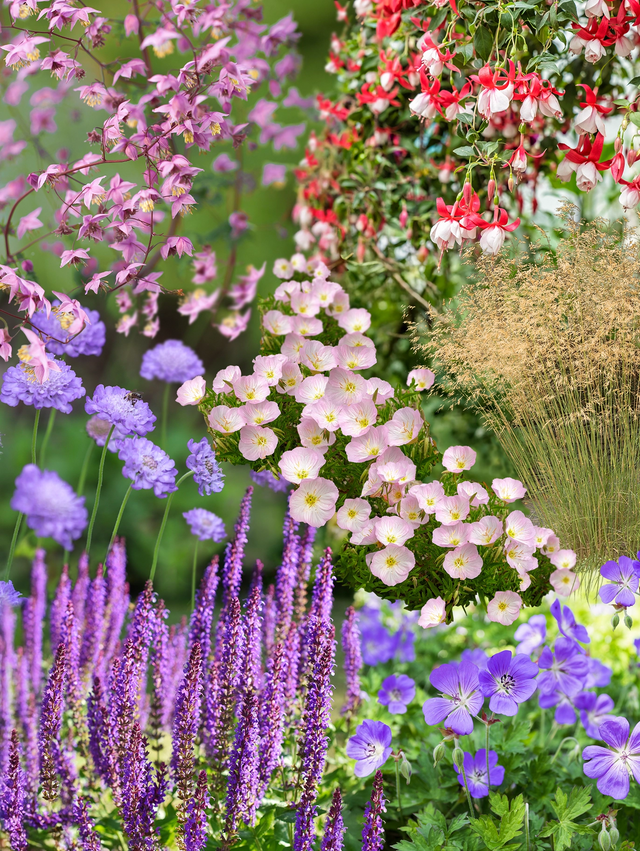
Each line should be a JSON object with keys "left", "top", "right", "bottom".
{"left": 452, "top": 746, "right": 464, "bottom": 769}
{"left": 487, "top": 178, "right": 496, "bottom": 201}
{"left": 609, "top": 825, "right": 619, "bottom": 846}
{"left": 625, "top": 613, "right": 633, "bottom": 630}
{"left": 400, "top": 753, "right": 412, "bottom": 783}
{"left": 599, "top": 826, "right": 611, "bottom": 851}
{"left": 614, "top": 136, "right": 623, "bottom": 153}
{"left": 611, "top": 613, "right": 620, "bottom": 630}
{"left": 508, "top": 175, "right": 515, "bottom": 192}
{"left": 433, "top": 742, "right": 446, "bottom": 767}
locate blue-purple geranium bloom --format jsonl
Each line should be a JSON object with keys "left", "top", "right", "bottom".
{"left": 346, "top": 720, "right": 392, "bottom": 778}
{"left": 454, "top": 749, "right": 504, "bottom": 798}
{"left": 140, "top": 339, "right": 204, "bottom": 384}
{"left": 1, "top": 360, "right": 85, "bottom": 413}
{"left": 423, "top": 661, "right": 483, "bottom": 735}
{"left": 539, "top": 688, "right": 577, "bottom": 725}
{"left": 576, "top": 692, "right": 615, "bottom": 739}
{"left": 118, "top": 437, "right": 178, "bottom": 498}
{"left": 478, "top": 651, "right": 538, "bottom": 717}
{"left": 378, "top": 674, "right": 415, "bottom": 714}
{"left": 514, "top": 614, "right": 547, "bottom": 656}
{"left": 598, "top": 556, "right": 640, "bottom": 608}
{"left": 460, "top": 648, "right": 488, "bottom": 670}
{"left": 183, "top": 508, "right": 226, "bottom": 542}
{"left": 537, "top": 637, "right": 589, "bottom": 698}
{"left": 11, "top": 465, "right": 88, "bottom": 550}
{"left": 186, "top": 438, "right": 224, "bottom": 497}
{"left": 583, "top": 716, "right": 640, "bottom": 799}
{"left": 584, "top": 657, "right": 612, "bottom": 690}
{"left": 550, "top": 600, "right": 590, "bottom": 651}
{"left": 85, "top": 385, "right": 156, "bottom": 436}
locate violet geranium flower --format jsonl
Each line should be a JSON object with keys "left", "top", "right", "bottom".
{"left": 478, "top": 651, "right": 538, "bottom": 716}
{"left": 11, "top": 465, "right": 88, "bottom": 550}
{"left": 377, "top": 674, "right": 415, "bottom": 715}
{"left": 140, "top": 339, "right": 204, "bottom": 384}
{"left": 550, "top": 600, "right": 590, "bottom": 650}
{"left": 598, "top": 556, "right": 640, "bottom": 608}
{"left": 346, "top": 720, "right": 392, "bottom": 778}
{"left": 536, "top": 637, "right": 589, "bottom": 698}
{"left": 85, "top": 385, "right": 156, "bottom": 436}
{"left": 118, "top": 437, "right": 178, "bottom": 497}
{"left": 514, "top": 614, "right": 547, "bottom": 656}
{"left": 576, "top": 692, "right": 615, "bottom": 739}
{"left": 454, "top": 749, "right": 505, "bottom": 798}
{"left": 583, "top": 716, "right": 640, "bottom": 799}
{"left": 422, "top": 661, "right": 483, "bottom": 735}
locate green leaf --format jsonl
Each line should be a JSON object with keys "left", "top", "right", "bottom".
{"left": 629, "top": 112, "right": 640, "bottom": 128}
{"left": 453, "top": 145, "right": 476, "bottom": 158}
{"left": 469, "top": 794, "right": 525, "bottom": 850}
{"left": 539, "top": 787, "right": 595, "bottom": 851}
{"left": 473, "top": 25, "right": 494, "bottom": 62}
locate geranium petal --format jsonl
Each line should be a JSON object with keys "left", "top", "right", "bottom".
{"left": 422, "top": 697, "right": 453, "bottom": 725}
{"left": 429, "top": 663, "right": 460, "bottom": 696}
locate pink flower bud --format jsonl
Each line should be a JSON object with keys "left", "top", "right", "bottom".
{"left": 124, "top": 14, "right": 139, "bottom": 36}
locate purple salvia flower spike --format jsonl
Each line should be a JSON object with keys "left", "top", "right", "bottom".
{"left": 361, "top": 771, "right": 386, "bottom": 851}
{"left": 257, "top": 639, "right": 287, "bottom": 801}
{"left": 0, "top": 730, "right": 28, "bottom": 851}
{"left": 166, "top": 618, "right": 190, "bottom": 724}
{"left": 0, "top": 602, "right": 16, "bottom": 778}
{"left": 101, "top": 539, "right": 130, "bottom": 677}
{"left": 221, "top": 487, "right": 253, "bottom": 605}
{"left": 299, "top": 550, "right": 334, "bottom": 688}
{"left": 263, "top": 584, "right": 276, "bottom": 661}
{"left": 150, "top": 602, "right": 171, "bottom": 736}
{"left": 188, "top": 555, "right": 219, "bottom": 659}
{"left": 294, "top": 525, "right": 316, "bottom": 622}
{"left": 80, "top": 565, "right": 106, "bottom": 685}
{"left": 72, "top": 796, "right": 101, "bottom": 851}
{"left": 24, "top": 548, "right": 47, "bottom": 696}
{"left": 61, "top": 601, "right": 82, "bottom": 707}
{"left": 283, "top": 621, "right": 301, "bottom": 706}
{"left": 49, "top": 564, "right": 71, "bottom": 656}
{"left": 171, "top": 642, "right": 203, "bottom": 829}
{"left": 184, "top": 769, "right": 209, "bottom": 851}
{"left": 321, "top": 788, "right": 345, "bottom": 851}
{"left": 38, "top": 642, "right": 67, "bottom": 802}
{"left": 243, "top": 561, "right": 264, "bottom": 694}
{"left": 293, "top": 621, "right": 335, "bottom": 851}
{"left": 274, "top": 507, "right": 300, "bottom": 639}
{"left": 87, "top": 676, "right": 112, "bottom": 785}
{"left": 224, "top": 687, "right": 260, "bottom": 839}
{"left": 341, "top": 607, "right": 363, "bottom": 718}
{"left": 14, "top": 649, "right": 38, "bottom": 795}
{"left": 72, "top": 550, "right": 90, "bottom": 629}
{"left": 121, "top": 722, "right": 167, "bottom": 849}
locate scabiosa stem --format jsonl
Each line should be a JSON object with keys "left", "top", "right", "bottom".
{"left": 31, "top": 408, "right": 40, "bottom": 465}
{"left": 321, "top": 788, "right": 345, "bottom": 851}
{"left": 4, "top": 513, "right": 23, "bottom": 581}
{"left": 85, "top": 424, "right": 114, "bottom": 559}
{"left": 149, "top": 470, "right": 194, "bottom": 583}
{"left": 76, "top": 440, "right": 94, "bottom": 496}
{"left": 105, "top": 483, "right": 133, "bottom": 565}
{"left": 39, "top": 408, "right": 56, "bottom": 467}
{"left": 361, "top": 771, "right": 386, "bottom": 851}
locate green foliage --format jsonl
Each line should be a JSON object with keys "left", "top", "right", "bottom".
{"left": 539, "top": 787, "right": 595, "bottom": 851}
{"left": 468, "top": 793, "right": 525, "bottom": 850}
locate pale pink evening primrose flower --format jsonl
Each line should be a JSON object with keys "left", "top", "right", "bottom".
{"left": 336, "top": 498, "right": 371, "bottom": 532}
{"left": 376, "top": 450, "right": 416, "bottom": 485}
{"left": 290, "top": 291, "right": 321, "bottom": 316}
{"left": 487, "top": 591, "right": 522, "bottom": 625}
{"left": 505, "top": 541, "right": 537, "bottom": 572}
{"left": 311, "top": 278, "right": 341, "bottom": 307}
{"left": 550, "top": 569, "right": 581, "bottom": 597}
{"left": 368, "top": 544, "right": 415, "bottom": 586}
{"left": 435, "top": 495, "right": 470, "bottom": 525}
{"left": 444, "top": 544, "right": 483, "bottom": 580}
{"left": 208, "top": 405, "right": 246, "bottom": 434}
{"left": 279, "top": 447, "right": 325, "bottom": 484}
{"left": 326, "top": 290, "right": 350, "bottom": 316}
{"left": 365, "top": 377, "right": 395, "bottom": 404}
{"left": 301, "top": 341, "right": 337, "bottom": 372}
{"left": 176, "top": 376, "right": 206, "bottom": 406}
{"left": 278, "top": 361, "right": 303, "bottom": 394}
{"left": 467, "top": 516, "right": 503, "bottom": 546}
{"left": 533, "top": 527, "right": 554, "bottom": 548}
{"left": 346, "top": 425, "right": 389, "bottom": 463}
{"left": 232, "top": 374, "right": 270, "bottom": 404}
{"left": 386, "top": 408, "right": 423, "bottom": 446}
{"left": 418, "top": 597, "right": 447, "bottom": 628}
{"left": 292, "top": 315, "right": 323, "bottom": 337}
{"left": 335, "top": 344, "right": 377, "bottom": 371}
{"left": 492, "top": 477, "right": 527, "bottom": 502}
{"left": 212, "top": 365, "right": 241, "bottom": 393}
{"left": 240, "top": 400, "right": 280, "bottom": 426}
{"left": 374, "top": 516, "right": 414, "bottom": 547}
{"left": 263, "top": 310, "right": 293, "bottom": 335}
{"left": 550, "top": 549, "right": 577, "bottom": 570}
{"left": 543, "top": 534, "right": 561, "bottom": 555}
{"left": 398, "top": 495, "right": 424, "bottom": 528}
{"left": 337, "top": 308, "right": 371, "bottom": 333}
{"left": 303, "top": 398, "right": 343, "bottom": 432}
{"left": 432, "top": 521, "right": 469, "bottom": 548}
{"left": 457, "top": 481, "right": 489, "bottom": 506}
{"left": 407, "top": 368, "right": 435, "bottom": 390}
{"left": 297, "top": 417, "right": 336, "bottom": 453}
{"left": 504, "top": 511, "right": 537, "bottom": 547}
{"left": 274, "top": 280, "right": 300, "bottom": 302}
{"left": 289, "top": 477, "right": 339, "bottom": 526}
{"left": 295, "top": 375, "right": 329, "bottom": 405}
{"left": 442, "top": 445, "right": 477, "bottom": 472}
{"left": 253, "top": 354, "right": 288, "bottom": 386}
{"left": 338, "top": 400, "right": 377, "bottom": 437}
{"left": 410, "top": 481, "right": 445, "bottom": 514}
{"left": 281, "top": 333, "right": 306, "bottom": 362}
{"left": 351, "top": 520, "right": 378, "bottom": 545}
{"left": 238, "top": 425, "right": 278, "bottom": 461}
{"left": 325, "top": 367, "right": 367, "bottom": 406}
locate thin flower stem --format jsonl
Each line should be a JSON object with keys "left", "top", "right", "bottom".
{"left": 550, "top": 736, "right": 579, "bottom": 764}
{"left": 149, "top": 471, "right": 194, "bottom": 584}
{"left": 395, "top": 756, "right": 403, "bottom": 814}
{"left": 31, "top": 408, "right": 41, "bottom": 465}
{"left": 85, "top": 425, "right": 115, "bottom": 560}
{"left": 524, "top": 802, "right": 531, "bottom": 851}
{"left": 77, "top": 441, "right": 94, "bottom": 496}
{"left": 485, "top": 723, "right": 491, "bottom": 796}
{"left": 459, "top": 761, "right": 475, "bottom": 819}
{"left": 105, "top": 483, "right": 133, "bottom": 564}
{"left": 4, "top": 513, "right": 23, "bottom": 581}
{"left": 39, "top": 409, "right": 56, "bottom": 467}
{"left": 191, "top": 539, "right": 199, "bottom": 611}
{"left": 161, "top": 382, "right": 170, "bottom": 451}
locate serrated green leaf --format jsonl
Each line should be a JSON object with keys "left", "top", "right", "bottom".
{"left": 539, "top": 787, "right": 595, "bottom": 851}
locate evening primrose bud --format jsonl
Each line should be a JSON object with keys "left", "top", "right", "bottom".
{"left": 599, "top": 826, "right": 611, "bottom": 851}
{"left": 433, "top": 742, "right": 446, "bottom": 767}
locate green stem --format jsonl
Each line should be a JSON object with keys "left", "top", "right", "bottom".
{"left": 550, "top": 736, "right": 579, "bottom": 764}
{"left": 191, "top": 539, "right": 199, "bottom": 612}
{"left": 77, "top": 441, "right": 94, "bottom": 496}
{"left": 485, "top": 723, "right": 491, "bottom": 795}
{"left": 524, "top": 802, "right": 531, "bottom": 851}
{"left": 39, "top": 409, "right": 56, "bottom": 467}
{"left": 105, "top": 483, "right": 133, "bottom": 563}
{"left": 161, "top": 382, "right": 170, "bottom": 450}
{"left": 85, "top": 425, "right": 115, "bottom": 559}
{"left": 395, "top": 756, "right": 403, "bottom": 814}
{"left": 31, "top": 408, "right": 41, "bottom": 465}
{"left": 459, "top": 760, "right": 475, "bottom": 819}
{"left": 149, "top": 470, "right": 194, "bottom": 584}
{"left": 4, "top": 513, "right": 23, "bottom": 581}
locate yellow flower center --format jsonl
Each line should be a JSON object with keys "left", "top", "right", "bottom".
{"left": 304, "top": 493, "right": 319, "bottom": 507}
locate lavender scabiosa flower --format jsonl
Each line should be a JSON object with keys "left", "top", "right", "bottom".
{"left": 31, "top": 302, "right": 105, "bottom": 358}
{"left": 294, "top": 621, "right": 335, "bottom": 851}
{"left": 537, "top": 637, "right": 589, "bottom": 697}
{"left": 361, "top": 770, "right": 386, "bottom": 851}
{"left": 1, "top": 360, "right": 85, "bottom": 413}
{"left": 171, "top": 643, "right": 203, "bottom": 807}
{"left": 599, "top": 556, "right": 640, "bottom": 608}
{"left": 184, "top": 770, "right": 209, "bottom": 851}
{"left": 346, "top": 719, "right": 392, "bottom": 778}
{"left": 221, "top": 488, "right": 253, "bottom": 605}
{"left": 183, "top": 508, "right": 226, "bottom": 542}
{"left": 186, "top": 437, "right": 224, "bottom": 496}
{"left": 0, "top": 731, "right": 28, "bottom": 851}
{"left": 118, "top": 437, "right": 178, "bottom": 497}
{"left": 583, "top": 716, "right": 640, "bottom": 799}
{"left": 85, "top": 385, "right": 156, "bottom": 436}
{"left": 224, "top": 687, "right": 261, "bottom": 838}
{"left": 140, "top": 339, "right": 204, "bottom": 383}
{"left": 454, "top": 749, "right": 505, "bottom": 798}
{"left": 188, "top": 556, "right": 219, "bottom": 658}
{"left": 321, "top": 788, "right": 345, "bottom": 851}
{"left": 478, "top": 651, "right": 538, "bottom": 716}
{"left": 0, "top": 581, "right": 22, "bottom": 607}
{"left": 550, "top": 600, "right": 590, "bottom": 650}
{"left": 576, "top": 692, "right": 616, "bottom": 739}
{"left": 422, "top": 662, "right": 483, "bottom": 734}
{"left": 378, "top": 674, "right": 416, "bottom": 715}
{"left": 250, "top": 468, "right": 291, "bottom": 492}
{"left": 86, "top": 415, "right": 127, "bottom": 452}
{"left": 11, "top": 466, "right": 88, "bottom": 550}
{"left": 341, "top": 606, "right": 363, "bottom": 717}
{"left": 39, "top": 642, "right": 67, "bottom": 801}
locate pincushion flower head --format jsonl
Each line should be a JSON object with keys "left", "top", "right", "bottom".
{"left": 289, "top": 476, "right": 338, "bottom": 526}
{"left": 378, "top": 674, "right": 416, "bottom": 714}
{"left": 118, "top": 437, "right": 178, "bottom": 498}
{"left": 422, "top": 661, "right": 483, "bottom": 735}
{"left": 0, "top": 580, "right": 22, "bottom": 608}
{"left": 140, "top": 339, "right": 204, "bottom": 383}
{"left": 346, "top": 720, "right": 392, "bottom": 777}
{"left": 186, "top": 437, "right": 224, "bottom": 496}
{"left": 454, "top": 750, "right": 505, "bottom": 798}
{"left": 478, "top": 651, "right": 538, "bottom": 716}
{"left": 442, "top": 445, "right": 476, "bottom": 472}
{"left": 85, "top": 385, "right": 156, "bottom": 436}
{"left": 1, "top": 360, "right": 85, "bottom": 414}
{"left": 582, "top": 716, "right": 640, "bottom": 799}
{"left": 598, "top": 556, "right": 640, "bottom": 608}
{"left": 31, "top": 302, "right": 105, "bottom": 358}
{"left": 183, "top": 508, "right": 226, "bottom": 542}
{"left": 11, "top": 465, "right": 88, "bottom": 550}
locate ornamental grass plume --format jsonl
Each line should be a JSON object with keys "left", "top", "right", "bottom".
{"left": 419, "top": 209, "right": 640, "bottom": 579}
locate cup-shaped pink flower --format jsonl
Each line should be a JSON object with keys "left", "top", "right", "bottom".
{"left": 335, "top": 343, "right": 377, "bottom": 371}
{"left": 418, "top": 596, "right": 447, "bottom": 628}
{"left": 492, "top": 477, "right": 527, "bottom": 502}
{"left": 336, "top": 497, "right": 371, "bottom": 532}
{"left": 212, "top": 365, "right": 241, "bottom": 393}
{"left": 504, "top": 510, "right": 536, "bottom": 547}
{"left": 442, "top": 445, "right": 477, "bottom": 472}
{"left": 444, "top": 543, "right": 483, "bottom": 580}
{"left": 435, "top": 494, "right": 470, "bottom": 525}
{"left": 253, "top": 354, "right": 288, "bottom": 385}
{"left": 374, "top": 516, "right": 414, "bottom": 547}
{"left": 238, "top": 425, "right": 278, "bottom": 461}
{"left": 487, "top": 591, "right": 522, "bottom": 625}
{"left": 279, "top": 447, "right": 325, "bottom": 484}
{"left": 386, "top": 407, "right": 423, "bottom": 446}
{"left": 232, "top": 374, "right": 270, "bottom": 404}
{"left": 543, "top": 534, "right": 561, "bottom": 555}
{"left": 301, "top": 340, "right": 337, "bottom": 372}
{"left": 297, "top": 417, "right": 336, "bottom": 453}
{"left": 303, "top": 398, "right": 343, "bottom": 432}
{"left": 458, "top": 481, "right": 489, "bottom": 506}
{"left": 240, "top": 400, "right": 280, "bottom": 426}
{"left": 468, "top": 516, "right": 503, "bottom": 546}
{"left": 277, "top": 360, "right": 303, "bottom": 394}
{"left": 398, "top": 495, "right": 424, "bottom": 527}
{"left": 504, "top": 541, "right": 536, "bottom": 571}
{"left": 410, "top": 481, "right": 444, "bottom": 514}
{"left": 337, "top": 307, "right": 371, "bottom": 333}
{"left": 176, "top": 375, "right": 206, "bottom": 406}
{"left": 368, "top": 544, "right": 415, "bottom": 586}
{"left": 432, "top": 521, "right": 469, "bottom": 548}
{"left": 376, "top": 454, "right": 417, "bottom": 485}
{"left": 351, "top": 520, "right": 377, "bottom": 545}
{"left": 550, "top": 569, "right": 581, "bottom": 597}
{"left": 407, "top": 368, "right": 435, "bottom": 390}
{"left": 290, "top": 291, "right": 321, "bottom": 316}
{"left": 289, "top": 476, "right": 339, "bottom": 527}
{"left": 295, "top": 374, "right": 328, "bottom": 404}
{"left": 533, "top": 526, "right": 554, "bottom": 548}
{"left": 208, "top": 405, "right": 245, "bottom": 434}
{"left": 338, "top": 399, "right": 378, "bottom": 437}
{"left": 325, "top": 367, "right": 367, "bottom": 406}
{"left": 292, "top": 315, "right": 323, "bottom": 337}
{"left": 365, "top": 377, "right": 395, "bottom": 404}
{"left": 550, "top": 549, "right": 577, "bottom": 570}
{"left": 263, "top": 310, "right": 293, "bottom": 336}
{"left": 346, "top": 425, "right": 389, "bottom": 462}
